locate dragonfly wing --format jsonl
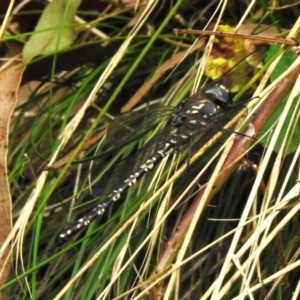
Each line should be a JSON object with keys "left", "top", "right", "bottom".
{"left": 106, "top": 106, "right": 174, "bottom": 146}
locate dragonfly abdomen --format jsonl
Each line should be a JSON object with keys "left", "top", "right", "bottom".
{"left": 55, "top": 138, "right": 176, "bottom": 246}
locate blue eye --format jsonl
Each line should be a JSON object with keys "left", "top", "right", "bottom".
{"left": 204, "top": 84, "right": 232, "bottom": 109}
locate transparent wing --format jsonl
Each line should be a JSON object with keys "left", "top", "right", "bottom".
{"left": 106, "top": 106, "right": 174, "bottom": 146}
{"left": 91, "top": 124, "right": 173, "bottom": 197}
{"left": 89, "top": 106, "right": 174, "bottom": 196}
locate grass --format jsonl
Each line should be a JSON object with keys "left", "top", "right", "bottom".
{"left": 1, "top": 0, "right": 300, "bottom": 299}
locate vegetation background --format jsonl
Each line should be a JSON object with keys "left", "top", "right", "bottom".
{"left": 0, "top": 0, "right": 300, "bottom": 299}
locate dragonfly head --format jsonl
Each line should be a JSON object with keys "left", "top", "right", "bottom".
{"left": 204, "top": 84, "right": 232, "bottom": 110}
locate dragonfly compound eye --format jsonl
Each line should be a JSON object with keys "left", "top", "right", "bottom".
{"left": 204, "top": 84, "right": 232, "bottom": 109}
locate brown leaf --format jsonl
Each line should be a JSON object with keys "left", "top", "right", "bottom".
{"left": 0, "top": 60, "right": 24, "bottom": 290}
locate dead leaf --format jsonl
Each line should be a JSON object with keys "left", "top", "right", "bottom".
{"left": 0, "top": 60, "right": 24, "bottom": 293}
{"left": 23, "top": 0, "right": 81, "bottom": 63}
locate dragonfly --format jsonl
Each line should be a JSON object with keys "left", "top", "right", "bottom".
{"left": 55, "top": 52, "right": 257, "bottom": 247}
